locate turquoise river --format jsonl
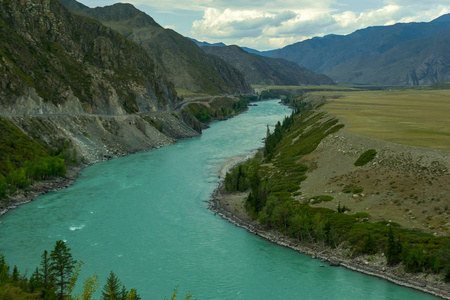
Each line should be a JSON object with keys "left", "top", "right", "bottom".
{"left": 0, "top": 100, "right": 437, "bottom": 299}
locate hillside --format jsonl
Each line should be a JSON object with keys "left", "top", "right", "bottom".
{"left": 59, "top": 0, "right": 253, "bottom": 96}
{"left": 269, "top": 15, "right": 450, "bottom": 85}
{"left": 202, "top": 45, "right": 335, "bottom": 86}
{"left": 0, "top": 0, "right": 201, "bottom": 204}
{"left": 1, "top": 0, "right": 178, "bottom": 114}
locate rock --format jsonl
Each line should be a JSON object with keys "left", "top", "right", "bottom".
{"left": 329, "top": 260, "right": 340, "bottom": 267}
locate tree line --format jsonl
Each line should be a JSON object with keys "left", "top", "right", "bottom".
{"left": 0, "top": 240, "right": 141, "bottom": 299}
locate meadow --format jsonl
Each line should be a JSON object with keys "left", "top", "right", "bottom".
{"left": 319, "top": 89, "right": 450, "bottom": 150}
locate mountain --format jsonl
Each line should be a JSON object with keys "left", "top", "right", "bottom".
{"left": 269, "top": 14, "right": 450, "bottom": 85}
{"left": 188, "top": 38, "right": 226, "bottom": 48}
{"left": 0, "top": 0, "right": 201, "bottom": 166}
{"left": 202, "top": 45, "right": 335, "bottom": 86}
{"left": 0, "top": 0, "right": 176, "bottom": 114}
{"left": 188, "top": 38, "right": 274, "bottom": 56}
{"left": 60, "top": 0, "right": 252, "bottom": 96}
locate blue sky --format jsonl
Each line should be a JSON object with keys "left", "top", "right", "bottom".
{"left": 77, "top": 0, "right": 450, "bottom": 50}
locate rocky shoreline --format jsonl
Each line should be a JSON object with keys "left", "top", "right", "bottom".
{"left": 208, "top": 161, "right": 450, "bottom": 300}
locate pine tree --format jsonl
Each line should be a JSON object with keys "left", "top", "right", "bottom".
{"left": 29, "top": 267, "right": 41, "bottom": 293}
{"left": 40, "top": 250, "right": 51, "bottom": 288}
{"left": 50, "top": 240, "right": 76, "bottom": 300}
{"left": 362, "top": 232, "right": 377, "bottom": 254}
{"left": 0, "top": 254, "right": 10, "bottom": 284}
{"left": 386, "top": 227, "right": 401, "bottom": 266}
{"left": 12, "top": 265, "right": 19, "bottom": 282}
{"left": 101, "top": 271, "right": 122, "bottom": 300}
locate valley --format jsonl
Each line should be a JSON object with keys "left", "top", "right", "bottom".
{"left": 211, "top": 90, "right": 450, "bottom": 298}
{"left": 0, "top": 0, "right": 449, "bottom": 298}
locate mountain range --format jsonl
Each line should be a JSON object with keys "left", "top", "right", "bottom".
{"left": 59, "top": 0, "right": 253, "bottom": 96}
{"left": 267, "top": 14, "right": 450, "bottom": 85}
{"left": 201, "top": 45, "right": 335, "bottom": 86}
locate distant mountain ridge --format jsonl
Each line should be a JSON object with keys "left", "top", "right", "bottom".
{"left": 189, "top": 38, "right": 270, "bottom": 55}
{"left": 188, "top": 38, "right": 226, "bottom": 48}
{"left": 202, "top": 45, "right": 335, "bottom": 86}
{"left": 269, "top": 14, "right": 450, "bottom": 85}
{"left": 60, "top": 0, "right": 252, "bottom": 96}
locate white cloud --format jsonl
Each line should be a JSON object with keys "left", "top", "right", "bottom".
{"left": 192, "top": 8, "right": 301, "bottom": 39}
{"left": 190, "top": 2, "right": 450, "bottom": 50}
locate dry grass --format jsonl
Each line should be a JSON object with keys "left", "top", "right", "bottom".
{"left": 252, "top": 84, "right": 358, "bottom": 91}
{"left": 319, "top": 89, "right": 450, "bottom": 150}
{"left": 176, "top": 89, "right": 211, "bottom": 98}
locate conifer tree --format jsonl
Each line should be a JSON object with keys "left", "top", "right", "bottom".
{"left": 101, "top": 271, "right": 122, "bottom": 300}
{"left": 29, "top": 267, "right": 41, "bottom": 293}
{"left": 0, "top": 254, "right": 10, "bottom": 283}
{"left": 386, "top": 227, "right": 402, "bottom": 266}
{"left": 50, "top": 240, "right": 76, "bottom": 300}
{"left": 12, "top": 265, "right": 19, "bottom": 282}
{"left": 40, "top": 250, "right": 51, "bottom": 287}
{"left": 362, "top": 232, "right": 377, "bottom": 254}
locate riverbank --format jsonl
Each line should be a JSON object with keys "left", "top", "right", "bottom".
{"left": 208, "top": 156, "right": 450, "bottom": 300}
{"left": 0, "top": 164, "right": 85, "bottom": 218}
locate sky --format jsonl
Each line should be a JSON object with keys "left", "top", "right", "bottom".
{"left": 77, "top": 0, "right": 450, "bottom": 51}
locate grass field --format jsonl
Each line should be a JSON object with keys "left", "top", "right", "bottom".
{"left": 252, "top": 84, "right": 359, "bottom": 92}
{"left": 320, "top": 89, "right": 450, "bottom": 150}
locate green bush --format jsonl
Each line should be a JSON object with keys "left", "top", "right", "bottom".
{"left": 309, "top": 195, "right": 334, "bottom": 204}
{"left": 354, "top": 149, "right": 377, "bottom": 167}
{"left": 0, "top": 176, "right": 6, "bottom": 199}
{"left": 342, "top": 184, "right": 363, "bottom": 194}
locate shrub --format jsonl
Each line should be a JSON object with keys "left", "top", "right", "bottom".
{"left": 309, "top": 195, "right": 334, "bottom": 204}
{"left": 342, "top": 184, "right": 363, "bottom": 194}
{"left": 354, "top": 149, "right": 377, "bottom": 166}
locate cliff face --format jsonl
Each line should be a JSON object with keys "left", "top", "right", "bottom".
{"left": 0, "top": 0, "right": 177, "bottom": 115}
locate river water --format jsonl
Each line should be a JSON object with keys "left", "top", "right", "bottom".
{"left": 0, "top": 100, "right": 437, "bottom": 299}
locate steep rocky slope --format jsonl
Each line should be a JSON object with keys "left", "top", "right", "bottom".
{"left": 0, "top": 0, "right": 178, "bottom": 114}
{"left": 0, "top": 0, "right": 202, "bottom": 165}
{"left": 202, "top": 45, "right": 335, "bottom": 86}
{"left": 269, "top": 15, "right": 450, "bottom": 85}
{"left": 59, "top": 0, "right": 253, "bottom": 96}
